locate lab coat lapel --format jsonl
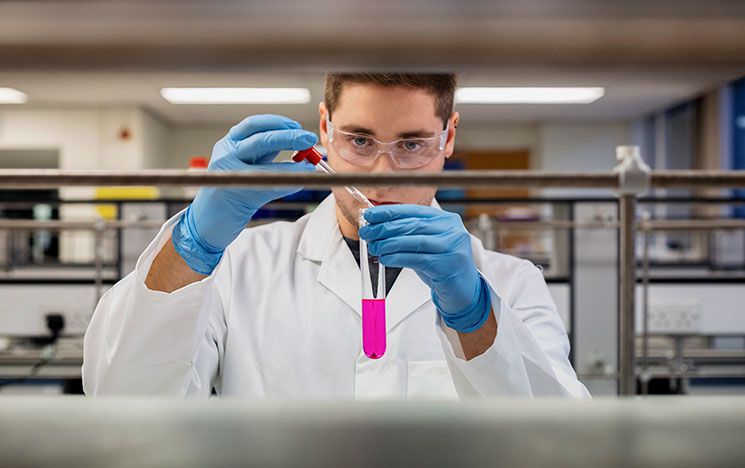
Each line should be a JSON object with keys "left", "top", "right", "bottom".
{"left": 298, "top": 194, "right": 362, "bottom": 316}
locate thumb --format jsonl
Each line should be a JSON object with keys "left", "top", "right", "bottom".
{"left": 251, "top": 161, "right": 316, "bottom": 173}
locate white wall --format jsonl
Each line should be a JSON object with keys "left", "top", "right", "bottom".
{"left": 537, "top": 122, "right": 632, "bottom": 196}
{"left": 138, "top": 109, "right": 171, "bottom": 169}
{"left": 0, "top": 105, "right": 169, "bottom": 171}
{"left": 167, "top": 127, "right": 225, "bottom": 169}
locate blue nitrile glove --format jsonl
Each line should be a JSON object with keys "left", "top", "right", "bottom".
{"left": 172, "top": 114, "right": 317, "bottom": 275}
{"left": 359, "top": 205, "right": 492, "bottom": 333}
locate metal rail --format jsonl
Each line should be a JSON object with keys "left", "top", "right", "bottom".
{"left": 0, "top": 169, "right": 620, "bottom": 189}
{"left": 4, "top": 167, "right": 745, "bottom": 396}
{"left": 0, "top": 219, "right": 164, "bottom": 230}
{"left": 644, "top": 219, "right": 745, "bottom": 230}
{"left": 1, "top": 169, "right": 745, "bottom": 189}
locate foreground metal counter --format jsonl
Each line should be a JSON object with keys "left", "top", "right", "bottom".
{"left": 0, "top": 397, "right": 744, "bottom": 468}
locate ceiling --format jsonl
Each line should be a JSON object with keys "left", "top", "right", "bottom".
{"left": 1, "top": 1, "right": 744, "bottom": 126}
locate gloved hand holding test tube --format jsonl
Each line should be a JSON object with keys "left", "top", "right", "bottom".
{"left": 293, "top": 147, "right": 386, "bottom": 359}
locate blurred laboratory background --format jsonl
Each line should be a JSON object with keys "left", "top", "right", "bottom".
{"left": 0, "top": 0, "right": 744, "bottom": 401}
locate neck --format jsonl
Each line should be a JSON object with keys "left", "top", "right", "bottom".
{"left": 335, "top": 204, "right": 359, "bottom": 240}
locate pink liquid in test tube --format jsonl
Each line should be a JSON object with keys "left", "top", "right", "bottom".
{"left": 362, "top": 298, "right": 386, "bottom": 359}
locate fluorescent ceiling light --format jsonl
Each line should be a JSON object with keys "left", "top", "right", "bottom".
{"left": 0, "top": 87, "right": 28, "bottom": 104}
{"left": 455, "top": 87, "right": 605, "bottom": 104}
{"left": 160, "top": 87, "right": 311, "bottom": 104}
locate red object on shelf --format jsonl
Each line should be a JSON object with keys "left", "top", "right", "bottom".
{"left": 292, "top": 147, "right": 323, "bottom": 165}
{"left": 189, "top": 156, "right": 209, "bottom": 169}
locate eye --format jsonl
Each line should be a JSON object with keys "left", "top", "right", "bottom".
{"left": 347, "top": 135, "right": 372, "bottom": 147}
{"left": 401, "top": 140, "right": 424, "bottom": 152}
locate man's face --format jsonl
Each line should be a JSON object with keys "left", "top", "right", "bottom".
{"left": 319, "top": 83, "right": 459, "bottom": 230}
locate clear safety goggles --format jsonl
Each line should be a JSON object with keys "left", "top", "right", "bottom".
{"left": 326, "top": 116, "right": 448, "bottom": 170}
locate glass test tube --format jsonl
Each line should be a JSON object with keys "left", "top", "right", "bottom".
{"left": 359, "top": 209, "right": 386, "bottom": 359}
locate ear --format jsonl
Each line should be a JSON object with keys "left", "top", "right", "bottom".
{"left": 444, "top": 111, "right": 459, "bottom": 159}
{"left": 319, "top": 102, "right": 329, "bottom": 147}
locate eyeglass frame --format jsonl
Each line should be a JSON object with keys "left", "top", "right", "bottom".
{"left": 325, "top": 114, "right": 450, "bottom": 170}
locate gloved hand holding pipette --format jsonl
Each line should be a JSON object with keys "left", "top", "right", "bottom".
{"left": 359, "top": 204, "right": 492, "bottom": 333}
{"left": 172, "top": 114, "right": 317, "bottom": 275}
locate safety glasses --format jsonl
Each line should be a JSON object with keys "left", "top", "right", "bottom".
{"left": 326, "top": 116, "right": 448, "bottom": 170}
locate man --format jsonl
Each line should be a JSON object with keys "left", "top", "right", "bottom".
{"left": 83, "top": 73, "right": 590, "bottom": 399}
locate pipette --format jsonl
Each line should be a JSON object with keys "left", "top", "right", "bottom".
{"left": 292, "top": 147, "right": 374, "bottom": 208}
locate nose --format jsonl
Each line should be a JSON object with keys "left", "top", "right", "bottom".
{"left": 370, "top": 149, "right": 396, "bottom": 173}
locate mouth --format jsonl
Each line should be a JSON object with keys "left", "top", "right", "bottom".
{"left": 368, "top": 198, "right": 400, "bottom": 206}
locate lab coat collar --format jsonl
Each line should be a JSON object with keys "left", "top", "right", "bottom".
{"left": 297, "top": 194, "right": 436, "bottom": 332}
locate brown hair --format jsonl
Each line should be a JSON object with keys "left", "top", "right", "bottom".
{"left": 324, "top": 73, "right": 457, "bottom": 127}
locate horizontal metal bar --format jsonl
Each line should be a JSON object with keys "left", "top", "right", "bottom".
{"left": 490, "top": 220, "right": 618, "bottom": 231}
{"left": 639, "top": 367, "right": 745, "bottom": 380}
{"left": 5, "top": 218, "right": 744, "bottom": 233}
{"left": 643, "top": 219, "right": 745, "bottom": 231}
{"left": 0, "top": 220, "right": 164, "bottom": 230}
{"left": 2, "top": 169, "right": 745, "bottom": 189}
{"left": 0, "top": 169, "right": 622, "bottom": 189}
{"left": 3, "top": 196, "right": 745, "bottom": 206}
{"left": 650, "top": 171, "right": 745, "bottom": 188}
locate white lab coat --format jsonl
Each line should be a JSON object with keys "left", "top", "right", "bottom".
{"left": 83, "top": 194, "right": 590, "bottom": 399}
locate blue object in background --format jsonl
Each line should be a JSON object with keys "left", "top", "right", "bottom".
{"left": 732, "top": 77, "right": 745, "bottom": 218}
{"left": 436, "top": 159, "right": 466, "bottom": 216}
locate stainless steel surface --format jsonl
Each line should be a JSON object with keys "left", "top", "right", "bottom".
{"left": 0, "top": 219, "right": 165, "bottom": 230}
{"left": 641, "top": 215, "right": 651, "bottom": 396}
{"left": 2, "top": 169, "right": 745, "bottom": 189}
{"left": 93, "top": 221, "right": 104, "bottom": 305}
{"left": 645, "top": 218, "right": 745, "bottom": 230}
{"left": 1, "top": 397, "right": 745, "bottom": 468}
{"left": 0, "top": 217, "right": 621, "bottom": 232}
{"left": 0, "top": 169, "right": 621, "bottom": 189}
{"left": 650, "top": 171, "right": 745, "bottom": 189}
{"left": 491, "top": 220, "right": 618, "bottom": 231}
{"left": 618, "top": 195, "right": 637, "bottom": 396}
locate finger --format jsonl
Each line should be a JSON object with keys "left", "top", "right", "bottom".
{"left": 250, "top": 161, "right": 316, "bottom": 189}
{"left": 251, "top": 161, "right": 316, "bottom": 173}
{"left": 232, "top": 162, "right": 315, "bottom": 199}
{"left": 363, "top": 204, "right": 441, "bottom": 224}
{"left": 359, "top": 217, "right": 448, "bottom": 241}
{"left": 367, "top": 235, "right": 451, "bottom": 257}
{"left": 228, "top": 114, "right": 302, "bottom": 141}
{"left": 235, "top": 129, "right": 318, "bottom": 164}
{"left": 378, "top": 252, "right": 429, "bottom": 270}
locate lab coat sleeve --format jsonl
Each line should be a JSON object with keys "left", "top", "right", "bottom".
{"left": 436, "top": 262, "right": 591, "bottom": 399}
{"left": 82, "top": 213, "right": 228, "bottom": 397}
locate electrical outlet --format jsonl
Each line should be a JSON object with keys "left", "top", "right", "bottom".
{"left": 646, "top": 302, "right": 702, "bottom": 334}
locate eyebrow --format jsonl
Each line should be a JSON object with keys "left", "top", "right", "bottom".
{"left": 338, "top": 125, "right": 436, "bottom": 139}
